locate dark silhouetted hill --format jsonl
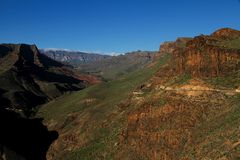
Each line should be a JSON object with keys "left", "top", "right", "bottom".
{"left": 0, "top": 44, "right": 98, "bottom": 116}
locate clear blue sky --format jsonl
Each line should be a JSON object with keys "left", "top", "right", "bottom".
{"left": 0, "top": 0, "right": 239, "bottom": 54}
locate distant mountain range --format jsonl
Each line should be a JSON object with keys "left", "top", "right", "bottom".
{"left": 41, "top": 49, "right": 156, "bottom": 80}
{"left": 40, "top": 49, "right": 111, "bottom": 66}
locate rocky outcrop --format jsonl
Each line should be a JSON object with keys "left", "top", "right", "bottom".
{"left": 211, "top": 28, "right": 240, "bottom": 39}
{"left": 159, "top": 38, "right": 192, "bottom": 54}
{"left": 172, "top": 29, "right": 240, "bottom": 77}
{"left": 120, "top": 28, "right": 240, "bottom": 160}
{"left": 122, "top": 89, "right": 229, "bottom": 159}
{"left": 159, "top": 41, "right": 176, "bottom": 54}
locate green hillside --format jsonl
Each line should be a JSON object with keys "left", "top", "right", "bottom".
{"left": 37, "top": 53, "right": 171, "bottom": 159}
{"left": 37, "top": 28, "right": 240, "bottom": 160}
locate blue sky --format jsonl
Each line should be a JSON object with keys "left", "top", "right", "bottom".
{"left": 0, "top": 0, "right": 239, "bottom": 54}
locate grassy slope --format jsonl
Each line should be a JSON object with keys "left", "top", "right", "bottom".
{"left": 38, "top": 35, "right": 240, "bottom": 159}
{"left": 77, "top": 52, "right": 155, "bottom": 81}
{"left": 177, "top": 36, "right": 240, "bottom": 159}
{"left": 116, "top": 69, "right": 240, "bottom": 159}
{"left": 37, "top": 53, "right": 171, "bottom": 160}
{"left": 218, "top": 37, "right": 240, "bottom": 49}
{"left": 193, "top": 94, "right": 240, "bottom": 159}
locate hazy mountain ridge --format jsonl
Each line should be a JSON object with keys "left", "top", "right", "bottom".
{"left": 40, "top": 49, "right": 111, "bottom": 66}
{"left": 77, "top": 50, "right": 156, "bottom": 80}
{"left": 41, "top": 49, "right": 156, "bottom": 80}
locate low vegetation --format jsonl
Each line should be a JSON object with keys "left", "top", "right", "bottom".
{"left": 37, "top": 53, "right": 171, "bottom": 159}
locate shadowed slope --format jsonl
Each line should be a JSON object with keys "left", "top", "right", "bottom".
{"left": 0, "top": 108, "right": 58, "bottom": 160}
{"left": 0, "top": 44, "right": 93, "bottom": 116}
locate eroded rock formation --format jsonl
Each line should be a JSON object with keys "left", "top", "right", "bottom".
{"left": 173, "top": 38, "right": 240, "bottom": 77}
{"left": 120, "top": 28, "right": 240, "bottom": 160}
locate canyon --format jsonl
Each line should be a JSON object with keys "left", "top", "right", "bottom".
{"left": 1, "top": 28, "right": 240, "bottom": 160}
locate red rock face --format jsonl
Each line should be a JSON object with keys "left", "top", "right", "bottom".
{"left": 120, "top": 28, "right": 240, "bottom": 160}
{"left": 159, "top": 38, "right": 192, "bottom": 55}
{"left": 172, "top": 34, "right": 240, "bottom": 77}
{"left": 122, "top": 92, "right": 230, "bottom": 160}
{"left": 159, "top": 42, "right": 176, "bottom": 54}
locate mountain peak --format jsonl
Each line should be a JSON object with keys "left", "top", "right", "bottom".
{"left": 211, "top": 28, "right": 240, "bottom": 38}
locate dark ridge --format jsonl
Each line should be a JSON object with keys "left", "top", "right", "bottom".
{"left": 0, "top": 45, "right": 12, "bottom": 58}
{"left": 18, "top": 44, "right": 63, "bottom": 68}
{"left": 0, "top": 43, "right": 88, "bottom": 115}
{"left": 19, "top": 44, "right": 35, "bottom": 65}
{"left": 38, "top": 53, "right": 64, "bottom": 68}
{"left": 28, "top": 67, "right": 84, "bottom": 84}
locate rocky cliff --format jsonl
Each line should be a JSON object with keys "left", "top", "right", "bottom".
{"left": 119, "top": 28, "right": 240, "bottom": 159}
{"left": 159, "top": 37, "right": 192, "bottom": 54}
{"left": 172, "top": 28, "right": 240, "bottom": 77}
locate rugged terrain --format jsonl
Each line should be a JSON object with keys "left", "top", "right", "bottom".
{"left": 37, "top": 28, "right": 240, "bottom": 160}
{"left": 0, "top": 28, "right": 240, "bottom": 160}
{"left": 121, "top": 28, "right": 240, "bottom": 159}
{"left": 0, "top": 44, "right": 99, "bottom": 115}
{"left": 173, "top": 28, "right": 240, "bottom": 77}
